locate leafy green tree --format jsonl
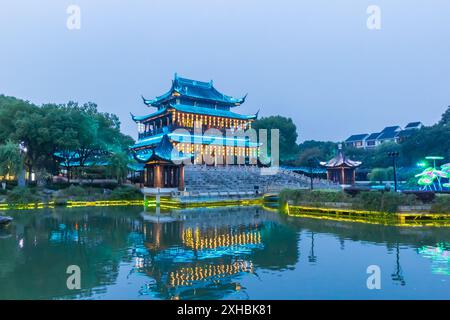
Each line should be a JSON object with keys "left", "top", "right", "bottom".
{"left": 252, "top": 116, "right": 299, "bottom": 162}
{"left": 0, "top": 140, "right": 22, "bottom": 181}
{"left": 107, "top": 151, "right": 129, "bottom": 184}
{"left": 0, "top": 95, "right": 134, "bottom": 184}
{"left": 399, "top": 125, "right": 450, "bottom": 166}
{"left": 293, "top": 140, "right": 338, "bottom": 166}
{"left": 368, "top": 167, "right": 393, "bottom": 183}
{"left": 344, "top": 142, "right": 400, "bottom": 169}
{"left": 439, "top": 105, "right": 450, "bottom": 126}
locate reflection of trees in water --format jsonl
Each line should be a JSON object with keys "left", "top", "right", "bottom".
{"left": 0, "top": 207, "right": 142, "bottom": 299}
{"left": 417, "top": 242, "right": 450, "bottom": 276}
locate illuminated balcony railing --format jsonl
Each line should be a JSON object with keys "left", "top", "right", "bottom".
{"left": 182, "top": 227, "right": 262, "bottom": 250}
{"left": 169, "top": 260, "right": 254, "bottom": 287}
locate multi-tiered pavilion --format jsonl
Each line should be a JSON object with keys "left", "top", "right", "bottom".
{"left": 130, "top": 74, "right": 259, "bottom": 190}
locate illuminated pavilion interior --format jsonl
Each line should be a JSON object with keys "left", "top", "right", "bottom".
{"left": 130, "top": 74, "right": 260, "bottom": 189}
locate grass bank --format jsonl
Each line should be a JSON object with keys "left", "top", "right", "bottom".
{"left": 279, "top": 189, "right": 450, "bottom": 214}
{"left": 0, "top": 184, "right": 143, "bottom": 209}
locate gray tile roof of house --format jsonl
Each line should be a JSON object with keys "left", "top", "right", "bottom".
{"left": 381, "top": 126, "right": 401, "bottom": 133}
{"left": 405, "top": 121, "right": 422, "bottom": 129}
{"left": 345, "top": 133, "right": 369, "bottom": 142}
{"left": 366, "top": 132, "right": 381, "bottom": 140}
{"left": 378, "top": 130, "right": 399, "bottom": 140}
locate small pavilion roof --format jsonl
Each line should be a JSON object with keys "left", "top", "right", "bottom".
{"left": 142, "top": 74, "right": 246, "bottom": 108}
{"left": 320, "top": 150, "right": 362, "bottom": 168}
{"left": 131, "top": 103, "right": 258, "bottom": 123}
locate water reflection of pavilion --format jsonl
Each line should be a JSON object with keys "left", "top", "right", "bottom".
{"left": 134, "top": 206, "right": 297, "bottom": 299}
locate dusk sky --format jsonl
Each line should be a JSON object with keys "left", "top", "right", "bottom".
{"left": 1, "top": 1, "right": 449, "bottom": 142}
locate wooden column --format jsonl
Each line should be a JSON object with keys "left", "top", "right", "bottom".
{"left": 178, "top": 165, "right": 185, "bottom": 191}
{"left": 144, "top": 167, "right": 147, "bottom": 185}
{"left": 154, "top": 165, "right": 162, "bottom": 188}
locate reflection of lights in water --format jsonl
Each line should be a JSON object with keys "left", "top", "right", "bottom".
{"left": 182, "top": 228, "right": 261, "bottom": 250}
{"left": 19, "top": 238, "right": 24, "bottom": 248}
{"left": 418, "top": 243, "right": 450, "bottom": 275}
{"left": 135, "top": 257, "right": 145, "bottom": 269}
{"left": 169, "top": 260, "right": 254, "bottom": 287}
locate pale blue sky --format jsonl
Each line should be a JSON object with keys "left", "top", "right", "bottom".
{"left": 1, "top": 1, "right": 449, "bottom": 142}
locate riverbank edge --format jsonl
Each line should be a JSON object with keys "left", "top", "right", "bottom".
{"left": 282, "top": 202, "right": 450, "bottom": 227}
{"left": 0, "top": 197, "right": 264, "bottom": 211}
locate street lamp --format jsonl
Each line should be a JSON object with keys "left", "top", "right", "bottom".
{"left": 387, "top": 151, "right": 399, "bottom": 192}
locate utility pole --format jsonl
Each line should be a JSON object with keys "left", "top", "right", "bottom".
{"left": 308, "top": 158, "right": 314, "bottom": 190}
{"left": 387, "top": 151, "right": 399, "bottom": 192}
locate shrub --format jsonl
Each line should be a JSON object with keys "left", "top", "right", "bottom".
{"left": 430, "top": 195, "right": 450, "bottom": 213}
{"left": 60, "top": 185, "right": 87, "bottom": 197}
{"left": 46, "top": 182, "right": 70, "bottom": 190}
{"left": 109, "top": 186, "right": 142, "bottom": 200}
{"left": 81, "top": 182, "right": 119, "bottom": 190}
{"left": 280, "top": 188, "right": 421, "bottom": 213}
{"left": 353, "top": 191, "right": 419, "bottom": 213}
{"left": 7, "top": 186, "right": 40, "bottom": 204}
{"left": 279, "top": 189, "right": 350, "bottom": 205}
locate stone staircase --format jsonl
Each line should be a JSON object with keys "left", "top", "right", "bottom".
{"left": 184, "top": 165, "right": 339, "bottom": 195}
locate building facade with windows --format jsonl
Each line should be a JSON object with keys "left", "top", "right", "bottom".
{"left": 344, "top": 122, "right": 423, "bottom": 149}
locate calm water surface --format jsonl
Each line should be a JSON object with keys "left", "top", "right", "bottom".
{"left": 0, "top": 206, "right": 449, "bottom": 300}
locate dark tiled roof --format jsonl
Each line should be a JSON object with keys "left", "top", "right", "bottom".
{"left": 377, "top": 130, "right": 398, "bottom": 140}
{"left": 345, "top": 133, "right": 369, "bottom": 142}
{"left": 131, "top": 103, "right": 257, "bottom": 122}
{"left": 405, "top": 121, "right": 422, "bottom": 128}
{"left": 381, "top": 126, "right": 401, "bottom": 133}
{"left": 366, "top": 132, "right": 381, "bottom": 140}
{"left": 142, "top": 74, "right": 246, "bottom": 107}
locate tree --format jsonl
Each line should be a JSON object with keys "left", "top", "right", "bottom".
{"left": 293, "top": 140, "right": 338, "bottom": 166}
{"left": 0, "top": 140, "right": 22, "bottom": 181}
{"left": 369, "top": 167, "right": 393, "bottom": 184}
{"left": 439, "top": 105, "right": 450, "bottom": 126}
{"left": 344, "top": 142, "right": 400, "bottom": 169}
{"left": 0, "top": 95, "right": 135, "bottom": 184}
{"left": 252, "top": 116, "right": 299, "bottom": 162}
{"left": 399, "top": 125, "right": 450, "bottom": 166}
{"left": 107, "top": 151, "right": 129, "bottom": 184}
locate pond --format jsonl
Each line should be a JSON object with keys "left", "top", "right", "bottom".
{"left": 0, "top": 206, "right": 449, "bottom": 300}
